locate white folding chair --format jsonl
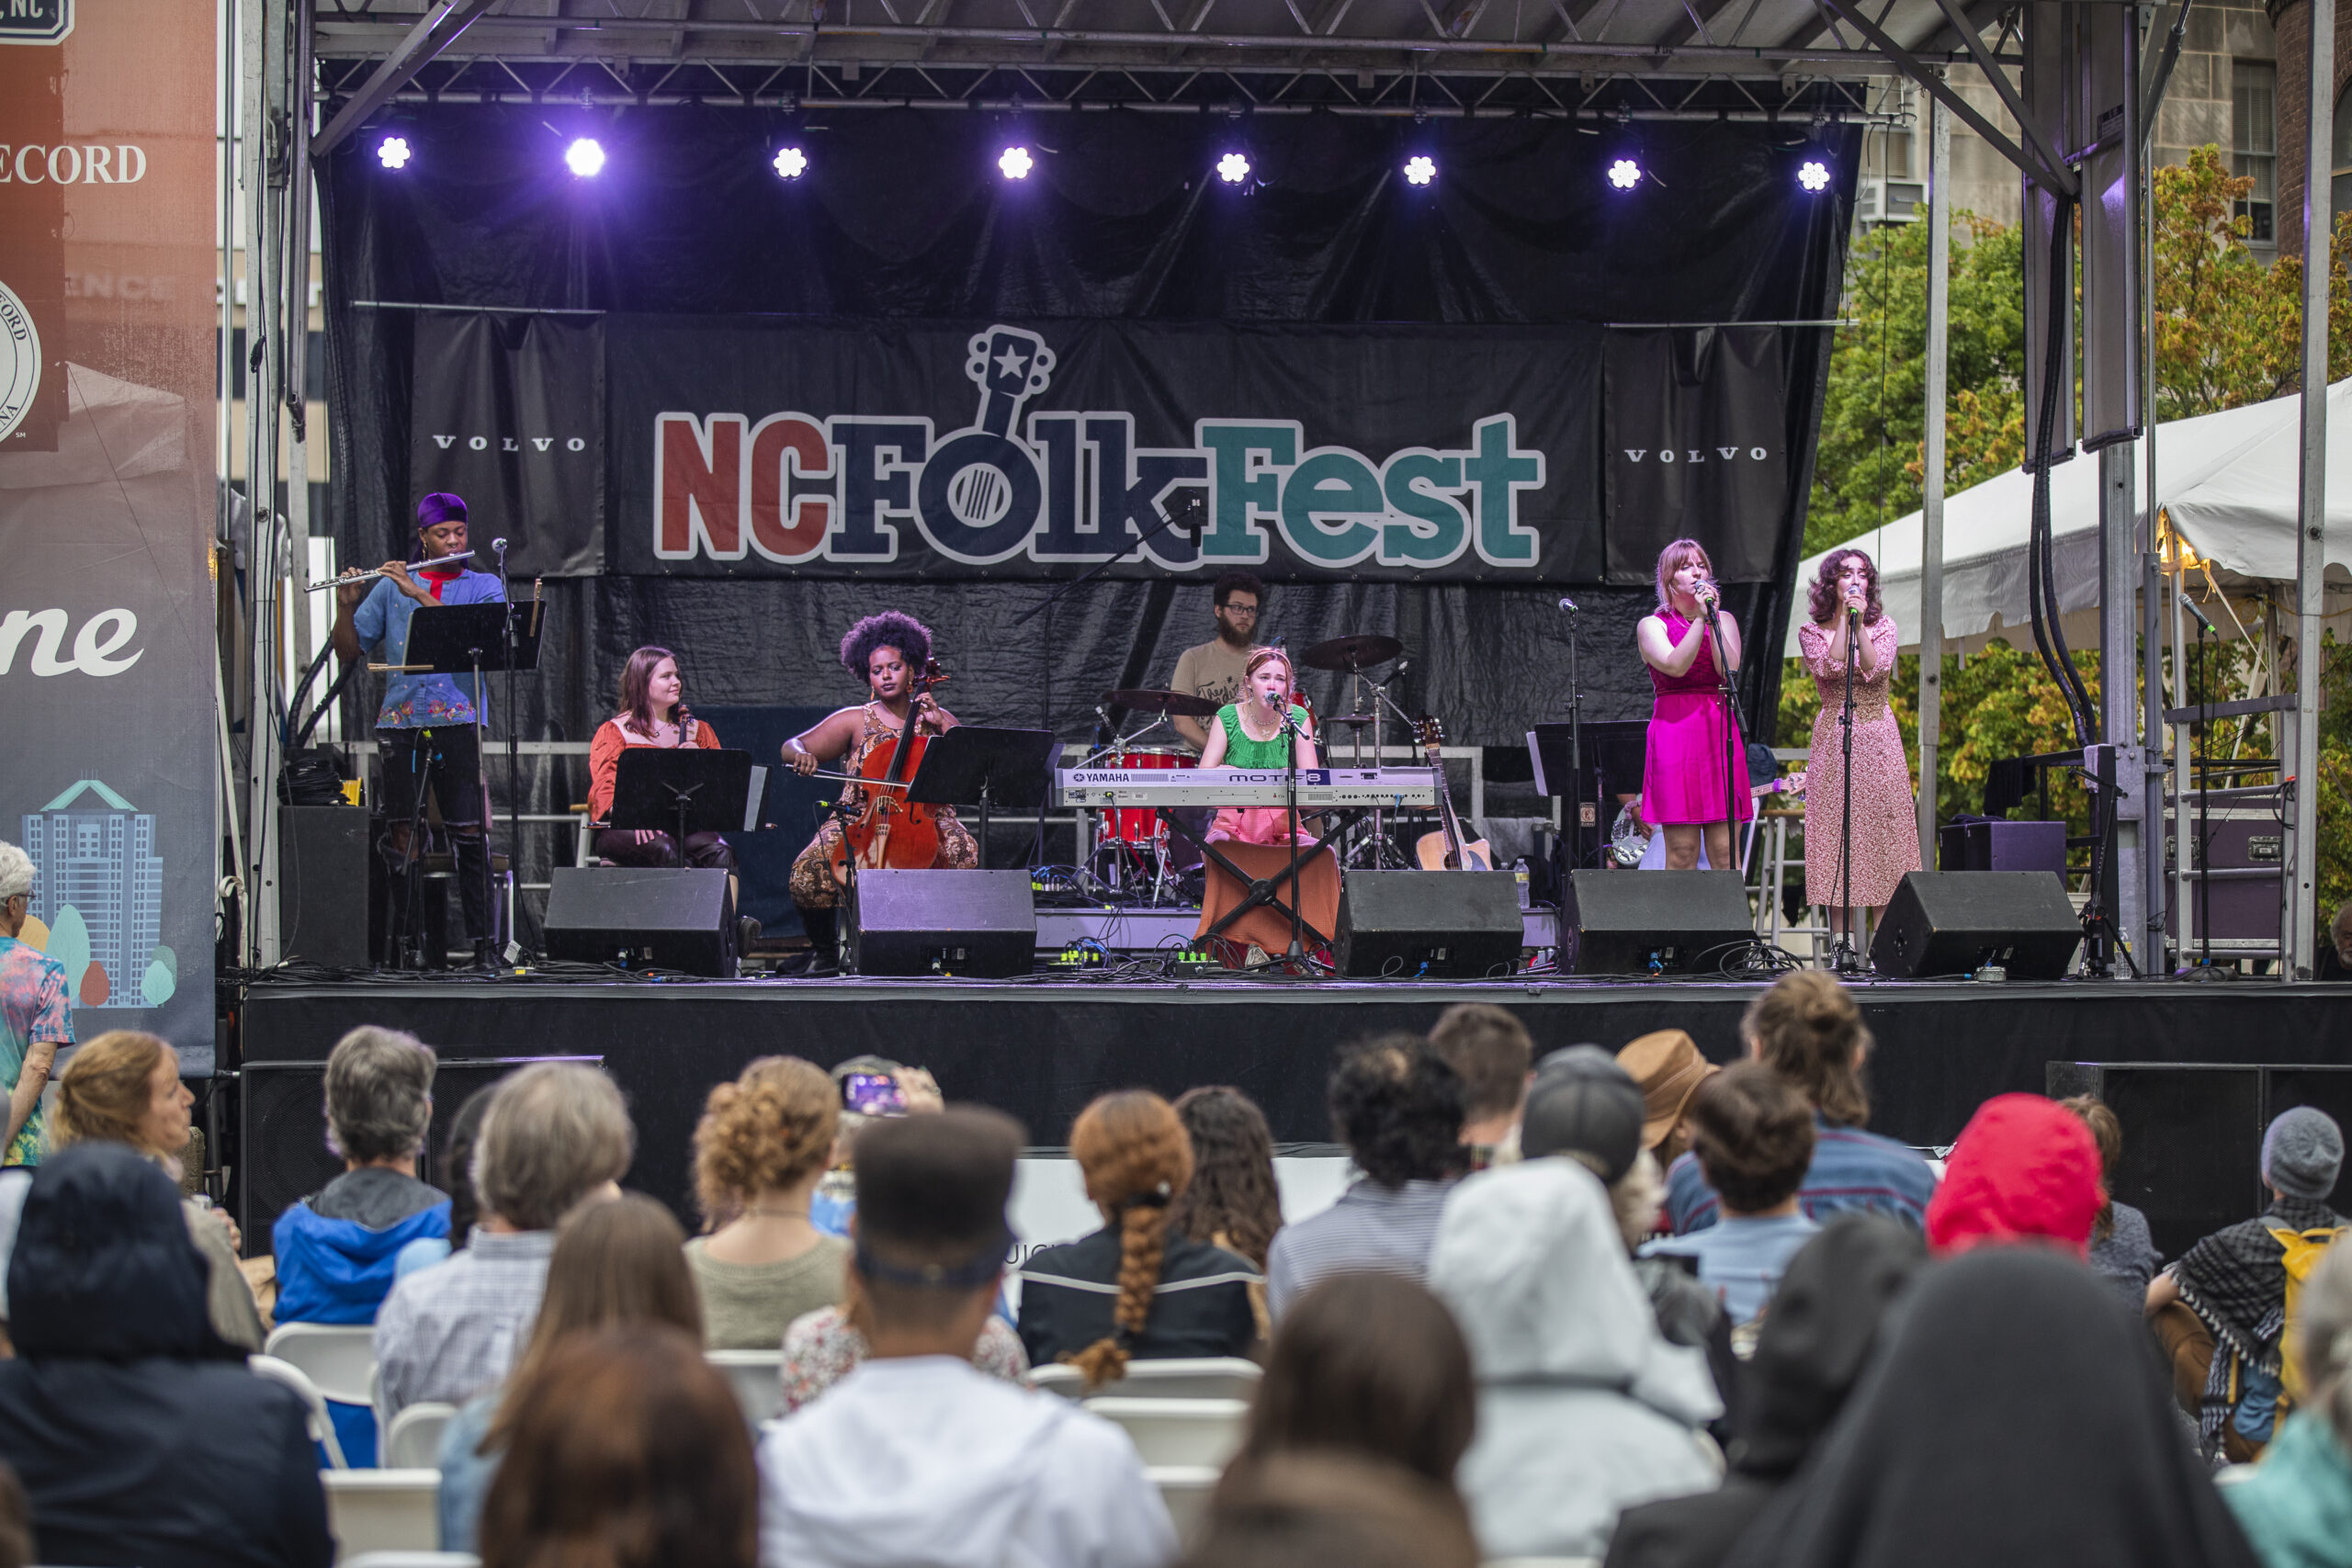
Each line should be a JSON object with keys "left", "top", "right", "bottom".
{"left": 707, "top": 1349, "right": 786, "bottom": 1424}
{"left": 250, "top": 1354, "right": 349, "bottom": 1470}
{"left": 1484, "top": 1559, "right": 1602, "bottom": 1568}
{"left": 265, "top": 1323, "right": 379, "bottom": 1406}
{"left": 1080, "top": 1397, "right": 1250, "bottom": 1469}
{"left": 322, "top": 1468, "right": 441, "bottom": 1562}
{"left": 1148, "top": 1465, "right": 1219, "bottom": 1546}
{"left": 384, "top": 1402, "right": 458, "bottom": 1470}
{"left": 343, "top": 1555, "right": 480, "bottom": 1568}
{"left": 1028, "top": 1356, "right": 1261, "bottom": 1403}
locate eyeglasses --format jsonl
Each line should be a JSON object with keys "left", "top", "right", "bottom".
{"left": 1221, "top": 604, "right": 1261, "bottom": 618}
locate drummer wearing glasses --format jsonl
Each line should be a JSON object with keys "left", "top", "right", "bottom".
{"left": 1169, "top": 572, "right": 1265, "bottom": 753}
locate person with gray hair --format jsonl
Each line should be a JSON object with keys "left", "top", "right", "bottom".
{"left": 2149, "top": 1106, "right": 2349, "bottom": 1462}
{"left": 2224, "top": 1239, "right": 2352, "bottom": 1565}
{"left": 271, "top": 1027, "right": 452, "bottom": 1326}
{"left": 0, "top": 840, "right": 72, "bottom": 1168}
{"left": 373, "top": 1061, "right": 635, "bottom": 1414}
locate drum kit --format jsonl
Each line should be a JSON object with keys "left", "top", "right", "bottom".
{"left": 1081, "top": 631, "right": 1418, "bottom": 897}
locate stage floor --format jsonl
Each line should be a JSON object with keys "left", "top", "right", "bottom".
{"left": 233, "top": 971, "right": 2352, "bottom": 1236}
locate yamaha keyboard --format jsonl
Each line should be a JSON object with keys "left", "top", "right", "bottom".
{"left": 1052, "top": 766, "right": 1439, "bottom": 809}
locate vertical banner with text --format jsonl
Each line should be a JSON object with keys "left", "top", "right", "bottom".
{"left": 0, "top": 0, "right": 218, "bottom": 1069}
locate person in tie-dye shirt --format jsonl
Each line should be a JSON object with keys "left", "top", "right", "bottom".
{"left": 0, "top": 841, "right": 71, "bottom": 1167}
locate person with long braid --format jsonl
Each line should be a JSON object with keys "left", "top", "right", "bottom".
{"left": 1017, "top": 1091, "right": 1261, "bottom": 1386}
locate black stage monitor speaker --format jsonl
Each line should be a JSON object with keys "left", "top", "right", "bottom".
{"left": 1561, "top": 869, "right": 1753, "bottom": 975}
{"left": 843, "top": 869, "right": 1035, "bottom": 978}
{"left": 280, "top": 805, "right": 371, "bottom": 969}
{"left": 1871, "top": 871, "right": 2080, "bottom": 980}
{"left": 1335, "top": 871, "right": 1522, "bottom": 978}
{"left": 543, "top": 866, "right": 736, "bottom": 976}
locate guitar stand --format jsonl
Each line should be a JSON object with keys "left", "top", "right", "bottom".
{"left": 1158, "top": 808, "right": 1337, "bottom": 954}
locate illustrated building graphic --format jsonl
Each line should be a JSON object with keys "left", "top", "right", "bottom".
{"left": 22, "top": 780, "right": 164, "bottom": 1008}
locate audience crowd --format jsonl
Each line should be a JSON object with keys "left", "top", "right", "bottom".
{"left": 0, "top": 969, "right": 2346, "bottom": 1568}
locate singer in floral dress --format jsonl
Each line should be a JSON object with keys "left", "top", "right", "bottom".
{"left": 1797, "top": 547, "right": 1920, "bottom": 936}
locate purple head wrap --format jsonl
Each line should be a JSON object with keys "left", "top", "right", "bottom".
{"left": 415, "top": 492, "right": 468, "bottom": 529}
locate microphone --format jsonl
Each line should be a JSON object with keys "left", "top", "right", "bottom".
{"left": 2178, "top": 592, "right": 2218, "bottom": 635}
{"left": 1557, "top": 595, "right": 1579, "bottom": 613}
{"left": 491, "top": 537, "right": 509, "bottom": 556}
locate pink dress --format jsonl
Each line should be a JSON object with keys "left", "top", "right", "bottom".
{"left": 1642, "top": 609, "right": 1755, "bottom": 826}
{"left": 1798, "top": 615, "right": 1921, "bottom": 908}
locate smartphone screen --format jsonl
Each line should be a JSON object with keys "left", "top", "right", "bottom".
{"left": 844, "top": 1072, "right": 906, "bottom": 1117}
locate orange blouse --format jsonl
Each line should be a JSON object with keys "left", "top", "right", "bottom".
{"left": 587, "top": 715, "right": 720, "bottom": 822}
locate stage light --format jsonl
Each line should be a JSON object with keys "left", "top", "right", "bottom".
{"left": 774, "top": 146, "right": 808, "bottom": 179}
{"left": 565, "top": 138, "right": 606, "bottom": 177}
{"left": 1217, "top": 151, "right": 1250, "bottom": 184}
{"left": 1798, "top": 159, "right": 1830, "bottom": 192}
{"left": 1403, "top": 154, "right": 1436, "bottom": 186}
{"left": 1607, "top": 156, "right": 1641, "bottom": 190}
{"left": 999, "top": 145, "right": 1034, "bottom": 179}
{"left": 376, "top": 136, "right": 411, "bottom": 170}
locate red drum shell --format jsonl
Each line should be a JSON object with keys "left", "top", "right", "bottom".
{"left": 1104, "top": 747, "right": 1190, "bottom": 844}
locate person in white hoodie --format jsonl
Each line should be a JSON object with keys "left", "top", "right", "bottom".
{"left": 1427, "top": 1151, "right": 1724, "bottom": 1560}
{"left": 757, "top": 1106, "right": 1177, "bottom": 1568}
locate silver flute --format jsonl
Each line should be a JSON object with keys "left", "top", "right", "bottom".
{"left": 307, "top": 549, "right": 472, "bottom": 591}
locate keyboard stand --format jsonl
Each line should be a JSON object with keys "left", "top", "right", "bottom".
{"left": 1160, "top": 808, "right": 1338, "bottom": 953}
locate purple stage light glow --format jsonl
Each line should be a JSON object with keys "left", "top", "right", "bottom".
{"left": 1217, "top": 152, "right": 1250, "bottom": 184}
{"left": 1403, "top": 154, "right": 1436, "bottom": 186}
{"left": 775, "top": 146, "right": 808, "bottom": 179}
{"left": 1798, "top": 159, "right": 1830, "bottom": 192}
{"left": 565, "top": 138, "right": 606, "bottom": 177}
{"left": 999, "top": 145, "right": 1034, "bottom": 179}
{"left": 376, "top": 136, "right": 411, "bottom": 170}
{"left": 1607, "top": 157, "right": 1641, "bottom": 190}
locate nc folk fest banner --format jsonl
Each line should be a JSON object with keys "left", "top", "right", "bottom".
{"left": 0, "top": 0, "right": 218, "bottom": 1068}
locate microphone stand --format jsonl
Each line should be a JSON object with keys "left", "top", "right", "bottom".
{"left": 1561, "top": 600, "right": 1585, "bottom": 876}
{"left": 493, "top": 539, "right": 522, "bottom": 961}
{"left": 1835, "top": 605, "right": 1861, "bottom": 975}
{"left": 1694, "top": 590, "right": 1747, "bottom": 875}
{"left": 1276, "top": 694, "right": 1309, "bottom": 968}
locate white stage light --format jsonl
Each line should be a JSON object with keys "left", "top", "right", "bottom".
{"left": 1000, "top": 145, "right": 1034, "bottom": 179}
{"left": 1798, "top": 159, "right": 1830, "bottom": 192}
{"left": 775, "top": 146, "right": 808, "bottom": 179}
{"left": 1217, "top": 152, "right": 1250, "bottom": 184}
{"left": 1403, "top": 154, "right": 1436, "bottom": 186}
{"left": 377, "top": 136, "right": 411, "bottom": 170}
{"left": 1607, "top": 157, "right": 1641, "bottom": 190}
{"left": 565, "top": 138, "right": 606, "bottom": 177}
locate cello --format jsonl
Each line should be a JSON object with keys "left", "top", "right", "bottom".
{"left": 825, "top": 659, "right": 952, "bottom": 884}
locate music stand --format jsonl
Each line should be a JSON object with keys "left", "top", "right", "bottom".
{"left": 377, "top": 600, "right": 545, "bottom": 962}
{"left": 611, "top": 749, "right": 758, "bottom": 858}
{"left": 903, "top": 727, "right": 1057, "bottom": 871}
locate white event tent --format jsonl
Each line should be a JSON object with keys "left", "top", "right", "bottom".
{"left": 1787, "top": 378, "right": 2352, "bottom": 660}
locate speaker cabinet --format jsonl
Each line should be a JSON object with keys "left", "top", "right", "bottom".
{"left": 1560, "top": 870, "right": 1753, "bottom": 975}
{"left": 1335, "top": 871, "right": 1522, "bottom": 978}
{"left": 280, "top": 806, "right": 371, "bottom": 970}
{"left": 2044, "top": 1062, "right": 2352, "bottom": 1262}
{"left": 543, "top": 867, "right": 736, "bottom": 976}
{"left": 843, "top": 870, "right": 1035, "bottom": 978}
{"left": 1871, "top": 871, "right": 2080, "bottom": 980}
{"left": 237, "top": 1055, "right": 602, "bottom": 1251}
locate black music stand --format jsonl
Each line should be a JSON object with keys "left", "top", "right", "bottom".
{"left": 382, "top": 601, "right": 544, "bottom": 963}
{"left": 904, "top": 727, "right": 1057, "bottom": 871}
{"left": 610, "top": 749, "right": 759, "bottom": 857}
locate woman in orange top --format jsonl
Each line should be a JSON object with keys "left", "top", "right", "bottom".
{"left": 587, "top": 646, "right": 739, "bottom": 870}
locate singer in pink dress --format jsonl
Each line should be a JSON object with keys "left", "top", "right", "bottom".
{"left": 1637, "top": 538, "right": 1754, "bottom": 873}
{"left": 1797, "top": 548, "right": 1919, "bottom": 934}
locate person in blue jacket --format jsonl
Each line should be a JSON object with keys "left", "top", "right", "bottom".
{"left": 273, "top": 1027, "right": 450, "bottom": 1325}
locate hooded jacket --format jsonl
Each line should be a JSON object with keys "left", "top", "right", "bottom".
{"left": 0, "top": 1142, "right": 333, "bottom": 1568}
{"left": 1428, "top": 1156, "right": 1724, "bottom": 1561}
{"left": 271, "top": 1167, "right": 451, "bottom": 1324}
{"left": 756, "top": 1354, "right": 1174, "bottom": 1568}
{"left": 1924, "top": 1094, "right": 2103, "bottom": 1258}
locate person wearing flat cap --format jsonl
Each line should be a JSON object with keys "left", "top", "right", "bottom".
{"left": 333, "top": 493, "right": 508, "bottom": 966}
{"left": 2146, "top": 1105, "right": 2348, "bottom": 1462}
{"left": 1618, "top": 1029, "right": 1718, "bottom": 1169}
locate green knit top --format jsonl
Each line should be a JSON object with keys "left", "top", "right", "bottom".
{"left": 1216, "top": 704, "right": 1313, "bottom": 769}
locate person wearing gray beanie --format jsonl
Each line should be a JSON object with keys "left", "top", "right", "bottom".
{"left": 2145, "top": 1104, "right": 2351, "bottom": 1461}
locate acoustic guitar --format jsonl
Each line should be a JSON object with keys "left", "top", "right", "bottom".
{"left": 1412, "top": 716, "right": 1491, "bottom": 871}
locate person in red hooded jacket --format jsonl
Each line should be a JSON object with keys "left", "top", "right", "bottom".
{"left": 1925, "top": 1094, "right": 2106, "bottom": 1258}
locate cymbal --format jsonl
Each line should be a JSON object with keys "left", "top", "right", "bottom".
{"left": 1103, "top": 688, "right": 1222, "bottom": 719}
{"left": 1301, "top": 633, "right": 1405, "bottom": 672}
{"left": 1325, "top": 713, "right": 1377, "bottom": 728}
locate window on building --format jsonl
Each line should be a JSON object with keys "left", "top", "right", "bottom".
{"left": 2335, "top": 80, "right": 2352, "bottom": 228}
{"left": 2234, "top": 60, "right": 2276, "bottom": 244}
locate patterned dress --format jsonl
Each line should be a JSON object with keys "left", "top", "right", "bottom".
{"left": 1799, "top": 615, "right": 1921, "bottom": 908}
{"left": 787, "top": 703, "right": 980, "bottom": 910}
{"left": 0, "top": 936, "right": 68, "bottom": 1166}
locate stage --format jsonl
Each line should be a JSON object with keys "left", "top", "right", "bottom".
{"left": 232, "top": 970, "right": 2352, "bottom": 1241}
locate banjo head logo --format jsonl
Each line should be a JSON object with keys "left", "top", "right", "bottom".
{"left": 0, "top": 280, "right": 40, "bottom": 445}
{"left": 0, "top": 0, "right": 71, "bottom": 45}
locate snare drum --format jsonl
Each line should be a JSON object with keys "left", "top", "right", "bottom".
{"left": 1103, "top": 748, "right": 1190, "bottom": 844}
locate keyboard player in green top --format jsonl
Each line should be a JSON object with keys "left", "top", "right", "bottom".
{"left": 1195, "top": 646, "right": 1321, "bottom": 847}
